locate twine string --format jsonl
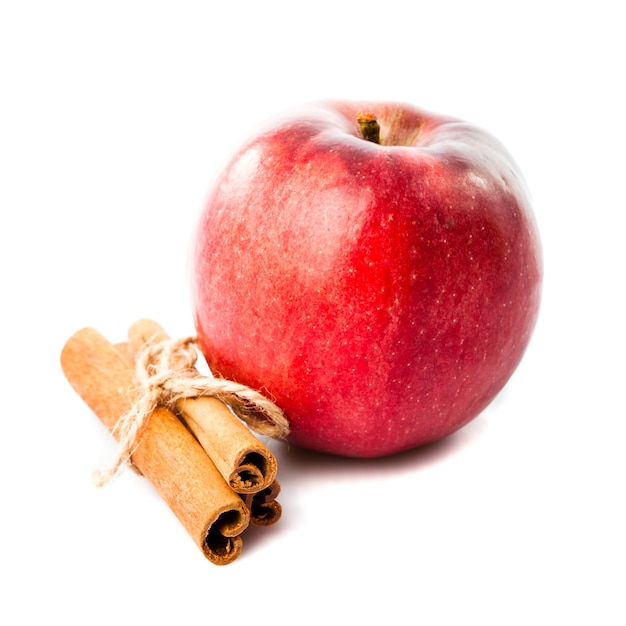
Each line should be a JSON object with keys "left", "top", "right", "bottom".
{"left": 92, "top": 336, "right": 290, "bottom": 486}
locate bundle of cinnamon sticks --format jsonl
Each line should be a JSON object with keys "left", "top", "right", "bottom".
{"left": 60, "top": 319, "right": 284, "bottom": 565}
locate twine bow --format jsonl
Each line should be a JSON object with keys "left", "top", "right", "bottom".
{"left": 93, "top": 336, "right": 290, "bottom": 486}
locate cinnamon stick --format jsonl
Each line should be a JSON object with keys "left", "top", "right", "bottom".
{"left": 127, "top": 319, "right": 279, "bottom": 495}
{"left": 242, "top": 481, "right": 283, "bottom": 526}
{"left": 61, "top": 327, "right": 250, "bottom": 565}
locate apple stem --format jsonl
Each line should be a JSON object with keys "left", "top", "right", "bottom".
{"left": 357, "top": 112, "right": 381, "bottom": 144}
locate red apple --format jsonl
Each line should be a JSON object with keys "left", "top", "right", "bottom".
{"left": 191, "top": 100, "right": 542, "bottom": 457}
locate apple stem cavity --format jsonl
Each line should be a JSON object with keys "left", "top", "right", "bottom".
{"left": 357, "top": 112, "right": 381, "bottom": 144}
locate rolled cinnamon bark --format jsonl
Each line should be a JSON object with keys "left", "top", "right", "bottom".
{"left": 242, "top": 481, "right": 283, "bottom": 526}
{"left": 61, "top": 327, "right": 250, "bottom": 565}
{"left": 127, "top": 319, "right": 279, "bottom": 495}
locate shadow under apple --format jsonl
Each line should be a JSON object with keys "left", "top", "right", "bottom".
{"left": 237, "top": 414, "right": 490, "bottom": 559}
{"left": 269, "top": 413, "right": 489, "bottom": 490}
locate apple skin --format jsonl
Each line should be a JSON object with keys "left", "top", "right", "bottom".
{"left": 191, "top": 100, "right": 542, "bottom": 457}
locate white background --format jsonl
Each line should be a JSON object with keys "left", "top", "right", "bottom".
{"left": 2, "top": 1, "right": 624, "bottom": 624}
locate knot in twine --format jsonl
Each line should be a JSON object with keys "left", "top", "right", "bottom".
{"left": 93, "top": 336, "right": 290, "bottom": 486}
